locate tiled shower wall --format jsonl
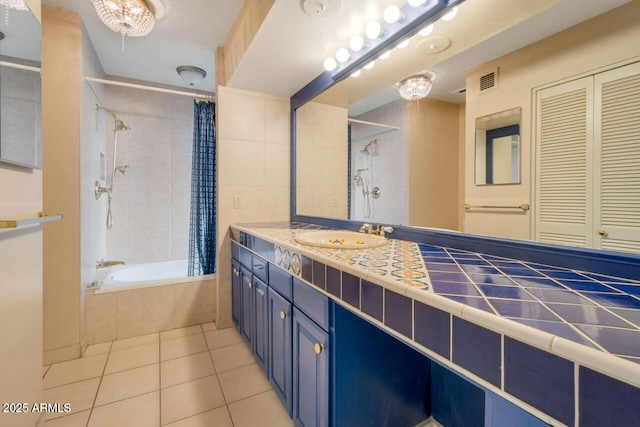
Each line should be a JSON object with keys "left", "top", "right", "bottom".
{"left": 104, "top": 86, "right": 194, "bottom": 264}
{"left": 351, "top": 99, "right": 410, "bottom": 225}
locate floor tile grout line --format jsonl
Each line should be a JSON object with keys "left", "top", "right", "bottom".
{"left": 86, "top": 340, "right": 113, "bottom": 427}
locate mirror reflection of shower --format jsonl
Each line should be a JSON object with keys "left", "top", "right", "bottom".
{"left": 358, "top": 139, "right": 378, "bottom": 218}
{"left": 94, "top": 104, "right": 130, "bottom": 229}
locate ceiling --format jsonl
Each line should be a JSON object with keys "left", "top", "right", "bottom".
{"left": 42, "top": 0, "right": 243, "bottom": 93}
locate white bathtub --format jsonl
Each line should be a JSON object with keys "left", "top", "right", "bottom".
{"left": 95, "top": 259, "right": 216, "bottom": 294}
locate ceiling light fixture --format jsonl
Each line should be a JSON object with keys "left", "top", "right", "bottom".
{"left": 407, "top": 0, "right": 427, "bottom": 6}
{"left": 323, "top": 57, "right": 338, "bottom": 72}
{"left": 177, "top": 66, "right": 207, "bottom": 87}
{"left": 351, "top": 70, "right": 361, "bottom": 78}
{"left": 397, "top": 73, "right": 434, "bottom": 101}
{"left": 378, "top": 50, "right": 391, "bottom": 60}
{"left": 383, "top": 5, "right": 404, "bottom": 24}
{"left": 365, "top": 21, "right": 382, "bottom": 39}
{"left": 0, "top": 0, "right": 29, "bottom": 25}
{"left": 363, "top": 61, "right": 375, "bottom": 70}
{"left": 336, "top": 47, "right": 350, "bottom": 63}
{"left": 349, "top": 34, "right": 365, "bottom": 52}
{"left": 419, "top": 23, "right": 434, "bottom": 37}
{"left": 396, "top": 39, "right": 410, "bottom": 49}
{"left": 93, "top": 0, "right": 156, "bottom": 50}
{"left": 441, "top": 6, "right": 458, "bottom": 21}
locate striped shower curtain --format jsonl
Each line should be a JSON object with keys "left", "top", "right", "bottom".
{"left": 188, "top": 101, "right": 216, "bottom": 276}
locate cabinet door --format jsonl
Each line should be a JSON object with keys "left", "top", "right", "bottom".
{"left": 240, "top": 266, "right": 253, "bottom": 345}
{"left": 231, "top": 260, "right": 242, "bottom": 329}
{"left": 253, "top": 277, "right": 269, "bottom": 374}
{"left": 268, "top": 288, "right": 292, "bottom": 416}
{"left": 293, "top": 308, "right": 328, "bottom": 427}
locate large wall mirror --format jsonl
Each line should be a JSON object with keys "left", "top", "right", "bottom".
{"left": 0, "top": 3, "right": 42, "bottom": 169}
{"left": 293, "top": 0, "right": 640, "bottom": 255}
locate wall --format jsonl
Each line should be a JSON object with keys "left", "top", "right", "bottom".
{"left": 296, "top": 101, "right": 348, "bottom": 219}
{"left": 104, "top": 86, "right": 194, "bottom": 264}
{"left": 409, "top": 98, "right": 460, "bottom": 230}
{"left": 351, "top": 99, "right": 410, "bottom": 225}
{"left": 0, "top": 0, "right": 43, "bottom": 422}
{"left": 42, "top": 4, "right": 83, "bottom": 364}
{"left": 464, "top": 1, "right": 640, "bottom": 240}
{"left": 216, "top": 85, "right": 290, "bottom": 327}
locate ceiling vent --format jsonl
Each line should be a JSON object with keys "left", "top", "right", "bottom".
{"left": 479, "top": 68, "right": 498, "bottom": 93}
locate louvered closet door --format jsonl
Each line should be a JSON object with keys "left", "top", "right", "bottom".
{"left": 594, "top": 62, "right": 640, "bottom": 254}
{"left": 535, "top": 77, "right": 594, "bottom": 247}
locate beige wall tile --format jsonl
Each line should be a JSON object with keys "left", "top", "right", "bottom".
{"left": 116, "top": 287, "right": 174, "bottom": 339}
{"left": 86, "top": 291, "right": 116, "bottom": 345}
{"left": 174, "top": 280, "right": 216, "bottom": 321}
{"left": 265, "top": 143, "right": 290, "bottom": 188}
{"left": 218, "top": 89, "right": 265, "bottom": 142}
{"left": 174, "top": 312, "right": 215, "bottom": 329}
{"left": 218, "top": 139, "right": 267, "bottom": 187}
{"left": 161, "top": 376, "right": 225, "bottom": 425}
{"left": 264, "top": 186, "right": 290, "bottom": 222}
{"left": 265, "top": 97, "right": 290, "bottom": 144}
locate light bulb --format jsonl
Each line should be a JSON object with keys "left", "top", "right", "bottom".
{"left": 441, "top": 6, "right": 458, "bottom": 21}
{"left": 323, "top": 57, "right": 337, "bottom": 72}
{"left": 396, "top": 39, "right": 409, "bottom": 49}
{"left": 364, "top": 61, "right": 375, "bottom": 70}
{"left": 350, "top": 35, "right": 365, "bottom": 52}
{"left": 378, "top": 50, "right": 391, "bottom": 60}
{"left": 336, "top": 48, "right": 350, "bottom": 63}
{"left": 351, "top": 70, "right": 361, "bottom": 78}
{"left": 365, "top": 21, "right": 382, "bottom": 40}
{"left": 408, "top": 0, "right": 427, "bottom": 6}
{"left": 383, "top": 5, "right": 403, "bottom": 24}
{"left": 419, "top": 23, "right": 433, "bottom": 37}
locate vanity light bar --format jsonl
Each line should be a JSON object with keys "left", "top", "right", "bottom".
{"left": 327, "top": 0, "right": 466, "bottom": 82}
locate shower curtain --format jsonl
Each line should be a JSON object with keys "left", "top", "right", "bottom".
{"left": 188, "top": 101, "right": 216, "bottom": 276}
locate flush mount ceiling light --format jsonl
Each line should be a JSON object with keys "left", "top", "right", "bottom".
{"left": 177, "top": 66, "right": 207, "bottom": 86}
{"left": 397, "top": 73, "right": 435, "bottom": 101}
{"left": 0, "top": 0, "right": 29, "bottom": 25}
{"left": 93, "top": 0, "right": 156, "bottom": 49}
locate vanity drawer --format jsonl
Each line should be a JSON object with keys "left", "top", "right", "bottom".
{"left": 293, "top": 277, "right": 329, "bottom": 331}
{"left": 269, "top": 264, "right": 292, "bottom": 301}
{"left": 252, "top": 255, "right": 269, "bottom": 283}
{"left": 239, "top": 246, "right": 252, "bottom": 269}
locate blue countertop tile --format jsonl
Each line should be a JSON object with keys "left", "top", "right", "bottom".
{"left": 444, "top": 296, "right": 494, "bottom": 313}
{"left": 546, "top": 303, "right": 634, "bottom": 328}
{"left": 467, "top": 273, "right": 516, "bottom": 286}
{"left": 453, "top": 258, "right": 491, "bottom": 266}
{"left": 576, "top": 325, "right": 640, "bottom": 357}
{"left": 490, "top": 299, "right": 561, "bottom": 321}
{"left": 479, "top": 285, "right": 536, "bottom": 300}
{"left": 459, "top": 264, "right": 501, "bottom": 275}
{"left": 527, "top": 288, "right": 597, "bottom": 305}
{"left": 490, "top": 261, "right": 524, "bottom": 268}
{"left": 509, "top": 318, "right": 597, "bottom": 348}
{"left": 425, "top": 262, "right": 463, "bottom": 273}
{"left": 581, "top": 292, "right": 640, "bottom": 309}
{"left": 557, "top": 280, "right": 621, "bottom": 293}
{"left": 542, "top": 270, "right": 591, "bottom": 281}
{"left": 511, "top": 277, "right": 567, "bottom": 290}
{"left": 609, "top": 308, "right": 640, "bottom": 328}
{"left": 429, "top": 271, "right": 471, "bottom": 283}
{"left": 432, "top": 282, "right": 481, "bottom": 296}
{"left": 581, "top": 272, "right": 638, "bottom": 283}
{"left": 498, "top": 267, "right": 544, "bottom": 277}
{"left": 608, "top": 284, "right": 640, "bottom": 296}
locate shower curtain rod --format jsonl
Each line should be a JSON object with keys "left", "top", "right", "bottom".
{"left": 348, "top": 118, "right": 400, "bottom": 130}
{"left": 85, "top": 77, "right": 215, "bottom": 100}
{"left": 0, "top": 61, "right": 40, "bottom": 73}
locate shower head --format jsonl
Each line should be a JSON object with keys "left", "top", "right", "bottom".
{"left": 115, "top": 119, "right": 130, "bottom": 131}
{"left": 361, "top": 139, "right": 378, "bottom": 154}
{"left": 115, "top": 165, "right": 129, "bottom": 175}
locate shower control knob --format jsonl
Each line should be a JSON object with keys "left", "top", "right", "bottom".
{"left": 280, "top": 311, "right": 287, "bottom": 320}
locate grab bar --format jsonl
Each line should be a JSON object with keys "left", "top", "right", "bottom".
{"left": 0, "top": 212, "right": 63, "bottom": 228}
{"left": 464, "top": 203, "right": 530, "bottom": 212}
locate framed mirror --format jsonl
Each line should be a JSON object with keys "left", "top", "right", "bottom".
{"left": 475, "top": 108, "right": 521, "bottom": 186}
{"left": 291, "top": 0, "right": 640, "bottom": 255}
{"left": 0, "top": 3, "right": 42, "bottom": 169}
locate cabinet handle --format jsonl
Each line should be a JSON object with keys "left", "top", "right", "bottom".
{"left": 598, "top": 230, "right": 607, "bottom": 236}
{"left": 314, "top": 343, "right": 324, "bottom": 355}
{"left": 280, "top": 310, "right": 287, "bottom": 320}
{"left": 248, "top": 282, "right": 253, "bottom": 289}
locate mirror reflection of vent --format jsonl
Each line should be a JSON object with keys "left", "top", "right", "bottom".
{"left": 479, "top": 69, "right": 498, "bottom": 93}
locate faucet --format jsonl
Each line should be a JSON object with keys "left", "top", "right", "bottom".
{"left": 96, "top": 259, "right": 124, "bottom": 268}
{"left": 359, "top": 224, "right": 394, "bottom": 237}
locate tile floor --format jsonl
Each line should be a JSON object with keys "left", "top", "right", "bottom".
{"left": 41, "top": 323, "right": 293, "bottom": 427}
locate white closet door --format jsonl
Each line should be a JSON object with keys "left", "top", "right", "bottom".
{"left": 594, "top": 61, "right": 640, "bottom": 254}
{"left": 535, "top": 77, "right": 594, "bottom": 247}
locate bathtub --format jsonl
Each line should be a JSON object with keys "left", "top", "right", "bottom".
{"left": 95, "top": 259, "right": 215, "bottom": 294}
{"left": 86, "top": 259, "right": 216, "bottom": 344}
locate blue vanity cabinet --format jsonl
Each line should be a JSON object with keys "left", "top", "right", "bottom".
{"left": 240, "top": 265, "right": 253, "bottom": 345}
{"left": 268, "top": 287, "right": 293, "bottom": 416}
{"left": 293, "top": 306, "right": 329, "bottom": 427}
{"left": 231, "top": 260, "right": 242, "bottom": 329}
{"left": 253, "top": 277, "right": 270, "bottom": 375}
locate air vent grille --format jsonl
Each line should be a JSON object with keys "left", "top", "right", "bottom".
{"left": 480, "top": 69, "right": 498, "bottom": 92}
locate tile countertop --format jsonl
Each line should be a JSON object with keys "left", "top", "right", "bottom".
{"left": 230, "top": 222, "right": 640, "bottom": 387}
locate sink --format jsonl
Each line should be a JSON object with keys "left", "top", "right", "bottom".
{"left": 295, "top": 230, "right": 387, "bottom": 249}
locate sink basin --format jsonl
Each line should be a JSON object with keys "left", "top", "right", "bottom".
{"left": 295, "top": 230, "right": 387, "bottom": 249}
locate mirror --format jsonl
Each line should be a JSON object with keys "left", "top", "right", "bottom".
{"left": 475, "top": 108, "right": 521, "bottom": 185}
{"left": 0, "top": 4, "right": 42, "bottom": 169}
{"left": 293, "top": 0, "right": 640, "bottom": 253}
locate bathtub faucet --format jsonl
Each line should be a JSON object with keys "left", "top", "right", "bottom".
{"left": 96, "top": 259, "right": 125, "bottom": 268}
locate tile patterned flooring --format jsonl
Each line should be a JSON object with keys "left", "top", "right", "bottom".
{"left": 42, "top": 323, "right": 293, "bottom": 427}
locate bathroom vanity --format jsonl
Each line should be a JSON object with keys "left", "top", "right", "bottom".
{"left": 230, "top": 222, "right": 640, "bottom": 427}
